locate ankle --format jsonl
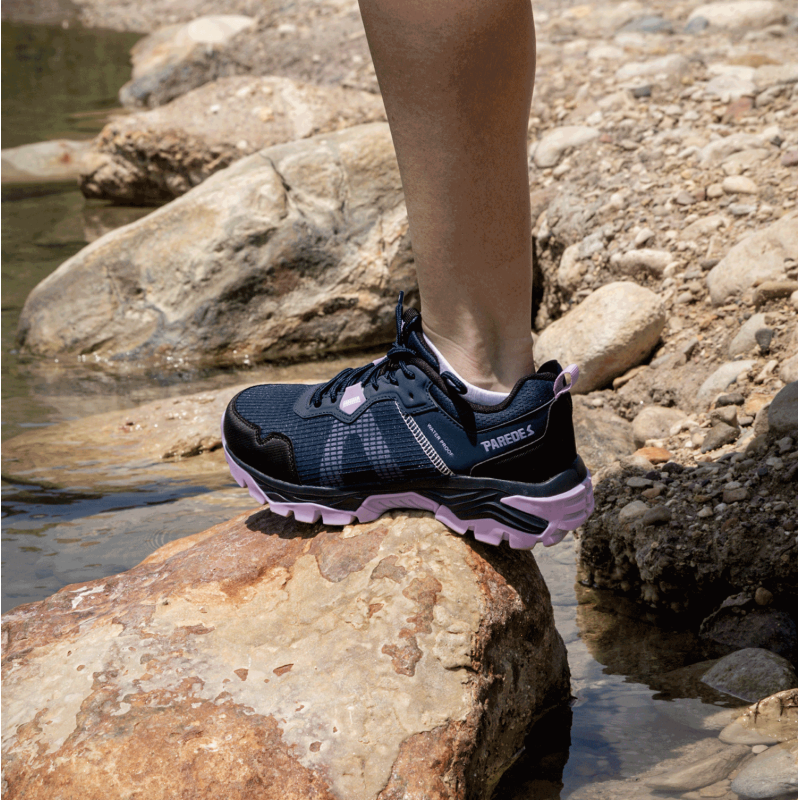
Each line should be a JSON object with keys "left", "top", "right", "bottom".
{"left": 422, "top": 325, "right": 535, "bottom": 393}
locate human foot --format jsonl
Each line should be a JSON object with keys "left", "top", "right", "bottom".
{"left": 222, "top": 293, "right": 593, "bottom": 549}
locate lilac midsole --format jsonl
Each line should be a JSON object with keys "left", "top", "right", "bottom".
{"left": 222, "top": 441, "right": 594, "bottom": 551}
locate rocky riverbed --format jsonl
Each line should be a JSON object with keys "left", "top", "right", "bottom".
{"left": 2, "top": 0, "right": 798, "bottom": 796}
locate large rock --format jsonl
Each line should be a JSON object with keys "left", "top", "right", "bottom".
{"left": 768, "top": 381, "right": 798, "bottom": 437}
{"left": 1, "top": 139, "right": 94, "bottom": 184}
{"left": 533, "top": 282, "right": 666, "bottom": 394}
{"left": 1, "top": 510, "right": 570, "bottom": 799}
{"left": 706, "top": 212, "right": 798, "bottom": 305}
{"left": 687, "top": 1, "right": 786, "bottom": 29}
{"left": 719, "top": 689, "right": 798, "bottom": 745}
{"left": 18, "top": 123, "right": 417, "bottom": 366}
{"left": 119, "top": 15, "right": 256, "bottom": 107}
{"left": 701, "top": 648, "right": 798, "bottom": 702}
{"left": 82, "top": 76, "right": 386, "bottom": 204}
{"left": 732, "top": 740, "right": 798, "bottom": 799}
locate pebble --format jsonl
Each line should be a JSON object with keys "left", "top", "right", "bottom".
{"left": 619, "top": 500, "right": 649, "bottom": 522}
{"left": 781, "top": 149, "right": 798, "bottom": 167}
{"left": 697, "top": 361, "right": 757, "bottom": 406}
{"left": 754, "top": 587, "right": 773, "bottom": 606}
{"left": 729, "top": 313, "right": 768, "bottom": 356}
{"left": 642, "top": 505, "right": 672, "bottom": 525}
{"left": 722, "top": 486, "right": 750, "bottom": 503}
{"left": 711, "top": 406, "right": 739, "bottom": 427}
{"left": 635, "top": 446, "right": 671, "bottom": 464}
{"left": 627, "top": 476, "right": 653, "bottom": 489}
{"left": 729, "top": 203, "right": 756, "bottom": 216}
{"left": 754, "top": 328, "right": 772, "bottom": 353}
{"left": 717, "top": 392, "right": 745, "bottom": 407}
{"left": 702, "top": 424, "right": 740, "bottom": 453}
{"left": 611, "top": 248, "right": 672, "bottom": 276}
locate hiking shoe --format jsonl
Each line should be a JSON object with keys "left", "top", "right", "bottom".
{"left": 222, "top": 293, "right": 593, "bottom": 549}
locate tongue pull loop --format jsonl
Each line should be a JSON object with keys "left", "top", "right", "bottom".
{"left": 553, "top": 365, "right": 580, "bottom": 399}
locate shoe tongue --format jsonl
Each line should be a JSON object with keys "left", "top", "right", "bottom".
{"left": 399, "top": 308, "right": 440, "bottom": 371}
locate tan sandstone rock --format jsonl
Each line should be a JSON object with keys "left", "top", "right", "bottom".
{"left": 1, "top": 510, "right": 569, "bottom": 799}
{"left": 18, "top": 123, "right": 417, "bottom": 366}
{"left": 81, "top": 75, "right": 386, "bottom": 204}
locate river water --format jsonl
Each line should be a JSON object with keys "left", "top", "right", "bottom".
{"left": 1, "top": 20, "right": 743, "bottom": 799}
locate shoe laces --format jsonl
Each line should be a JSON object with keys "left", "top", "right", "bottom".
{"left": 310, "top": 292, "right": 467, "bottom": 408}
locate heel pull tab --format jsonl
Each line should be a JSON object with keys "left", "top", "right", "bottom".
{"left": 554, "top": 365, "right": 580, "bottom": 399}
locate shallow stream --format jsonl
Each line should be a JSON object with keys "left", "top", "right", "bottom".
{"left": 1, "top": 20, "right": 746, "bottom": 799}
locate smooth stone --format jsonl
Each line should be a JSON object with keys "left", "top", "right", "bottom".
{"left": 697, "top": 362, "right": 757, "bottom": 406}
{"left": 719, "top": 689, "right": 798, "bottom": 745}
{"left": 644, "top": 744, "right": 750, "bottom": 791}
{"left": 699, "top": 133, "right": 772, "bottom": 165}
{"left": 701, "top": 648, "right": 798, "bottom": 702}
{"left": 0, "top": 511, "right": 570, "bottom": 798}
{"left": 731, "top": 740, "right": 798, "bottom": 799}
{"left": 729, "top": 313, "right": 768, "bottom": 356}
{"left": 611, "top": 248, "right": 673, "bottom": 277}
{"left": 18, "top": 123, "right": 418, "bottom": 366}
{"left": 701, "top": 423, "right": 740, "bottom": 453}
{"left": 722, "top": 175, "right": 758, "bottom": 195}
{"left": 534, "top": 282, "right": 666, "bottom": 394}
{"left": 532, "top": 125, "right": 599, "bottom": 168}
{"left": 616, "top": 55, "right": 689, "bottom": 81}
{"left": 679, "top": 214, "right": 727, "bottom": 241}
{"left": 778, "top": 352, "right": 798, "bottom": 384}
{"left": 1, "top": 139, "right": 94, "bottom": 184}
{"left": 619, "top": 500, "right": 649, "bottom": 522}
{"left": 706, "top": 212, "right": 798, "bottom": 305}
{"left": 706, "top": 73, "right": 757, "bottom": 102}
{"left": 768, "top": 381, "right": 798, "bottom": 436}
{"left": 687, "top": 1, "right": 786, "bottom": 30}
{"left": 753, "top": 63, "right": 799, "bottom": 91}
{"left": 633, "top": 405, "right": 689, "bottom": 447}
{"left": 753, "top": 280, "right": 797, "bottom": 307}
{"left": 619, "top": 15, "right": 674, "bottom": 33}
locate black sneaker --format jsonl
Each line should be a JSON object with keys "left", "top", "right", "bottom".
{"left": 222, "top": 293, "right": 593, "bottom": 549}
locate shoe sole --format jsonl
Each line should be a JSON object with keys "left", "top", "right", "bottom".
{"left": 222, "top": 430, "right": 594, "bottom": 551}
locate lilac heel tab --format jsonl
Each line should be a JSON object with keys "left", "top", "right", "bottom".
{"left": 554, "top": 365, "right": 579, "bottom": 399}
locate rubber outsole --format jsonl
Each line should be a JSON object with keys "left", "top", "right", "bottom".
{"left": 222, "top": 432, "right": 594, "bottom": 551}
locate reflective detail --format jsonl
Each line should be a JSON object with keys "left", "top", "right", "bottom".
{"left": 397, "top": 403, "right": 454, "bottom": 476}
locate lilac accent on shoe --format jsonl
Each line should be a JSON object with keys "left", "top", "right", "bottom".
{"left": 372, "top": 355, "right": 388, "bottom": 366}
{"left": 353, "top": 492, "right": 438, "bottom": 522}
{"left": 269, "top": 501, "right": 355, "bottom": 525}
{"left": 339, "top": 383, "right": 366, "bottom": 415}
{"left": 554, "top": 364, "right": 580, "bottom": 399}
{"left": 500, "top": 475, "right": 594, "bottom": 547}
{"left": 224, "top": 445, "right": 268, "bottom": 505}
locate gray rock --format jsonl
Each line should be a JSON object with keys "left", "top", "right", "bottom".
{"left": 119, "top": 15, "right": 256, "bottom": 108}
{"left": 701, "top": 648, "right": 798, "bottom": 702}
{"left": 710, "top": 405, "right": 739, "bottom": 427}
{"left": 531, "top": 126, "right": 599, "bottom": 168}
{"left": 687, "top": 1, "right": 786, "bottom": 30}
{"left": 619, "top": 15, "right": 674, "bottom": 33}
{"left": 610, "top": 248, "right": 673, "bottom": 277}
{"left": 701, "top": 423, "right": 740, "bottom": 452}
{"left": 684, "top": 16, "right": 710, "bottom": 33}
{"left": 81, "top": 75, "right": 385, "bottom": 204}
{"left": 729, "top": 313, "right": 768, "bottom": 356}
{"left": 729, "top": 203, "right": 757, "bottom": 217}
{"left": 697, "top": 361, "right": 757, "bottom": 405}
{"left": 768, "top": 381, "right": 798, "bottom": 436}
{"left": 731, "top": 740, "right": 798, "bottom": 799}
{"left": 534, "top": 282, "right": 666, "bottom": 394}
{"left": 754, "top": 328, "right": 773, "bottom": 353}
{"left": 633, "top": 405, "right": 688, "bottom": 446}
{"left": 18, "top": 123, "right": 417, "bottom": 366}
{"left": 641, "top": 506, "right": 672, "bottom": 525}
{"left": 700, "top": 606, "right": 798, "bottom": 662}
{"left": 644, "top": 743, "right": 750, "bottom": 791}
{"left": 620, "top": 500, "right": 649, "bottom": 522}
{"left": 706, "top": 212, "right": 798, "bottom": 305}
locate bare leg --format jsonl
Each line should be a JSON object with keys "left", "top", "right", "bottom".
{"left": 358, "top": 0, "right": 536, "bottom": 392}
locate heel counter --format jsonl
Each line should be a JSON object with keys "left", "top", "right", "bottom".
{"left": 470, "top": 394, "right": 578, "bottom": 483}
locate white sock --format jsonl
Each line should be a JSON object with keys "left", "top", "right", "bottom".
{"left": 423, "top": 334, "right": 510, "bottom": 406}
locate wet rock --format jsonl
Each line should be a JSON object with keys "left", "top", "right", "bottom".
{"left": 533, "top": 282, "right": 666, "bottom": 394}
{"left": 633, "top": 405, "right": 689, "bottom": 447}
{"left": 731, "top": 740, "right": 798, "bottom": 799}
{"left": 1, "top": 139, "right": 94, "bottom": 184}
{"left": 531, "top": 126, "right": 599, "bottom": 168}
{"left": 701, "top": 423, "right": 740, "bottom": 452}
{"left": 700, "top": 605, "right": 798, "bottom": 661}
{"left": 18, "top": 123, "right": 418, "bottom": 366}
{"left": 610, "top": 248, "right": 673, "bottom": 277}
{"left": 697, "top": 361, "right": 757, "bottom": 406}
{"left": 687, "top": 1, "right": 786, "bottom": 30}
{"left": 706, "top": 212, "right": 798, "bottom": 305}
{"left": 701, "top": 648, "right": 798, "bottom": 702}
{"left": 768, "top": 381, "right": 798, "bottom": 436}
{"left": 81, "top": 76, "right": 385, "bottom": 204}
{"left": 0, "top": 511, "right": 570, "bottom": 799}
{"left": 644, "top": 743, "right": 749, "bottom": 791}
{"left": 119, "top": 15, "right": 256, "bottom": 107}
{"left": 719, "top": 689, "right": 798, "bottom": 745}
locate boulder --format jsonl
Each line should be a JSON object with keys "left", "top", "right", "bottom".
{"left": 81, "top": 76, "right": 386, "bottom": 204}
{"left": 719, "top": 689, "right": 798, "bottom": 745}
{"left": 18, "top": 123, "right": 418, "bottom": 366}
{"left": 531, "top": 126, "right": 599, "bottom": 169}
{"left": 768, "top": 381, "right": 798, "bottom": 437}
{"left": 1, "top": 139, "right": 94, "bottom": 184}
{"left": 533, "top": 282, "right": 666, "bottom": 394}
{"left": 701, "top": 648, "right": 798, "bottom": 702}
{"left": 687, "top": 1, "right": 786, "bottom": 29}
{"left": 732, "top": 740, "right": 798, "bottom": 799}
{"left": 119, "top": 15, "right": 256, "bottom": 107}
{"left": 1, "top": 510, "right": 570, "bottom": 799}
{"left": 706, "top": 212, "right": 798, "bottom": 305}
